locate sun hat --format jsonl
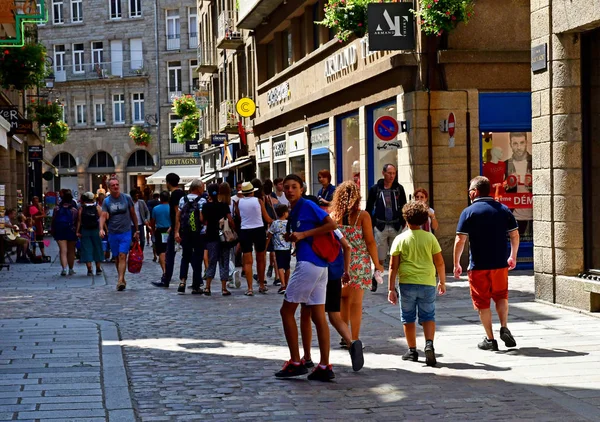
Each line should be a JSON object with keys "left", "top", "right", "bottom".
{"left": 241, "top": 181, "right": 258, "bottom": 194}
{"left": 82, "top": 192, "right": 95, "bottom": 202}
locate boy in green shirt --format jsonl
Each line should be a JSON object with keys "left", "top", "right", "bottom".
{"left": 388, "top": 201, "right": 446, "bottom": 366}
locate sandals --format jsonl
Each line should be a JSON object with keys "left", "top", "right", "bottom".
{"left": 203, "top": 288, "right": 211, "bottom": 296}
{"left": 244, "top": 290, "right": 254, "bottom": 296}
{"left": 258, "top": 287, "right": 268, "bottom": 294}
{"left": 222, "top": 290, "right": 231, "bottom": 296}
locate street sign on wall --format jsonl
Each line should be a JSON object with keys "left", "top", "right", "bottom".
{"left": 374, "top": 116, "right": 399, "bottom": 141}
{"left": 367, "top": 3, "right": 415, "bottom": 51}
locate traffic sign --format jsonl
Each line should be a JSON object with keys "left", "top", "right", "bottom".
{"left": 448, "top": 112, "right": 456, "bottom": 138}
{"left": 236, "top": 97, "right": 256, "bottom": 118}
{"left": 374, "top": 116, "right": 399, "bottom": 141}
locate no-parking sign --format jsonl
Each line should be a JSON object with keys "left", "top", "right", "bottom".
{"left": 374, "top": 116, "right": 399, "bottom": 141}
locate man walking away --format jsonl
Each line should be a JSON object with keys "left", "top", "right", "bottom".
{"left": 453, "top": 176, "right": 519, "bottom": 351}
{"left": 147, "top": 192, "right": 160, "bottom": 262}
{"left": 365, "top": 164, "right": 407, "bottom": 292}
{"left": 153, "top": 173, "right": 185, "bottom": 288}
{"left": 272, "top": 177, "right": 290, "bottom": 207}
{"left": 99, "top": 178, "right": 139, "bottom": 291}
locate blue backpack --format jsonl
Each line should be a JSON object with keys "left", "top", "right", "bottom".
{"left": 328, "top": 246, "right": 344, "bottom": 280}
{"left": 55, "top": 205, "right": 75, "bottom": 233}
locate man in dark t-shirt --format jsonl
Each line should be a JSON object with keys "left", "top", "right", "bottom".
{"left": 453, "top": 176, "right": 520, "bottom": 352}
{"left": 152, "top": 173, "right": 186, "bottom": 288}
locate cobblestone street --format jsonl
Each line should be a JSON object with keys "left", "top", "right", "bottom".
{"left": 1, "top": 242, "right": 600, "bottom": 421}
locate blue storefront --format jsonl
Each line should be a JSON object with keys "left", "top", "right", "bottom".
{"left": 479, "top": 92, "right": 533, "bottom": 270}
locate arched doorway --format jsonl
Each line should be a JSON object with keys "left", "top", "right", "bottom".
{"left": 126, "top": 150, "right": 156, "bottom": 198}
{"left": 51, "top": 152, "right": 79, "bottom": 198}
{"left": 88, "top": 151, "right": 115, "bottom": 194}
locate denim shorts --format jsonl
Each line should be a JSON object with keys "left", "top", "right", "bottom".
{"left": 108, "top": 231, "right": 132, "bottom": 255}
{"left": 399, "top": 284, "right": 436, "bottom": 324}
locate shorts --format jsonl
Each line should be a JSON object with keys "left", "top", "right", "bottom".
{"left": 468, "top": 268, "right": 509, "bottom": 309}
{"left": 275, "top": 249, "right": 292, "bottom": 270}
{"left": 399, "top": 283, "right": 436, "bottom": 324}
{"left": 239, "top": 227, "right": 266, "bottom": 253}
{"left": 154, "top": 228, "right": 169, "bottom": 255}
{"left": 325, "top": 278, "right": 342, "bottom": 313}
{"left": 284, "top": 261, "right": 328, "bottom": 306}
{"left": 374, "top": 225, "right": 401, "bottom": 261}
{"left": 267, "top": 238, "right": 275, "bottom": 252}
{"left": 108, "top": 230, "right": 132, "bottom": 255}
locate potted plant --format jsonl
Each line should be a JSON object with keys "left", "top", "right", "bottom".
{"left": 28, "top": 100, "right": 62, "bottom": 127}
{"left": 172, "top": 94, "right": 198, "bottom": 118}
{"left": 412, "top": 0, "right": 475, "bottom": 36}
{"left": 129, "top": 125, "right": 151, "bottom": 147}
{"left": 173, "top": 113, "right": 199, "bottom": 143}
{"left": 318, "top": 0, "right": 394, "bottom": 42}
{"left": 0, "top": 43, "right": 49, "bottom": 90}
{"left": 46, "top": 121, "right": 69, "bottom": 145}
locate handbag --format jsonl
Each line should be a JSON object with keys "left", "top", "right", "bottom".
{"left": 127, "top": 241, "right": 144, "bottom": 274}
{"left": 219, "top": 217, "right": 238, "bottom": 244}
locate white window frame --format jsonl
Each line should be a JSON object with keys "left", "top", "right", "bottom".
{"left": 188, "top": 8, "right": 198, "bottom": 47}
{"left": 53, "top": 0, "right": 64, "bottom": 24}
{"left": 113, "top": 94, "right": 125, "bottom": 124}
{"left": 91, "top": 42, "right": 103, "bottom": 67}
{"left": 129, "top": 38, "right": 143, "bottom": 70}
{"left": 54, "top": 45, "right": 66, "bottom": 72}
{"left": 94, "top": 101, "right": 106, "bottom": 125}
{"left": 166, "top": 9, "right": 180, "bottom": 50}
{"left": 109, "top": 0, "right": 121, "bottom": 19}
{"left": 169, "top": 114, "right": 182, "bottom": 143}
{"left": 167, "top": 61, "right": 182, "bottom": 93}
{"left": 75, "top": 102, "right": 87, "bottom": 126}
{"left": 71, "top": 0, "right": 82, "bottom": 22}
{"left": 72, "top": 43, "right": 85, "bottom": 74}
{"left": 132, "top": 93, "right": 144, "bottom": 123}
{"left": 129, "top": 0, "right": 141, "bottom": 17}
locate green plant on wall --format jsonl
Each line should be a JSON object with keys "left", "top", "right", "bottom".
{"left": 46, "top": 121, "right": 69, "bottom": 145}
{"left": 0, "top": 43, "right": 49, "bottom": 90}
{"left": 129, "top": 125, "right": 151, "bottom": 147}
{"left": 173, "top": 113, "right": 199, "bottom": 143}
{"left": 412, "top": 0, "right": 475, "bottom": 36}
{"left": 172, "top": 95, "right": 198, "bottom": 118}
{"left": 28, "top": 100, "right": 63, "bottom": 127}
{"left": 318, "top": 0, "right": 394, "bottom": 42}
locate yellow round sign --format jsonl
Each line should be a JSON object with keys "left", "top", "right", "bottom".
{"left": 236, "top": 97, "right": 256, "bottom": 118}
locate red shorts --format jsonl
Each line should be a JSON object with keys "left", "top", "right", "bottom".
{"left": 468, "top": 268, "right": 509, "bottom": 310}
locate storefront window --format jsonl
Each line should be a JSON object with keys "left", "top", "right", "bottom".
{"left": 258, "top": 163, "right": 270, "bottom": 181}
{"left": 290, "top": 156, "right": 305, "bottom": 181}
{"left": 372, "top": 103, "right": 398, "bottom": 181}
{"left": 274, "top": 162, "right": 287, "bottom": 179}
{"left": 311, "top": 124, "right": 330, "bottom": 194}
{"left": 481, "top": 132, "right": 533, "bottom": 242}
{"left": 338, "top": 114, "right": 359, "bottom": 185}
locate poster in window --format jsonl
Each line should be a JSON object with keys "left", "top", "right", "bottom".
{"left": 482, "top": 132, "right": 532, "bottom": 242}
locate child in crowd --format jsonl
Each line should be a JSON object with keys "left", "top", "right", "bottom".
{"left": 388, "top": 201, "right": 446, "bottom": 367}
{"left": 266, "top": 204, "right": 292, "bottom": 294}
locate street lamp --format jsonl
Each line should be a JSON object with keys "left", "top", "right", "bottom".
{"left": 143, "top": 114, "right": 158, "bottom": 129}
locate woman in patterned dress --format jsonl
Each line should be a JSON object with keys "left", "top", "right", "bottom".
{"left": 330, "top": 181, "right": 384, "bottom": 343}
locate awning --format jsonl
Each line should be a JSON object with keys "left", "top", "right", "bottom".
{"left": 219, "top": 157, "right": 252, "bottom": 171}
{"left": 146, "top": 166, "right": 202, "bottom": 185}
{"left": 184, "top": 172, "right": 215, "bottom": 189}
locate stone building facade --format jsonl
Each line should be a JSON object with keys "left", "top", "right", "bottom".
{"left": 241, "top": 0, "right": 532, "bottom": 270}
{"left": 38, "top": 0, "right": 198, "bottom": 197}
{"left": 531, "top": 0, "right": 600, "bottom": 311}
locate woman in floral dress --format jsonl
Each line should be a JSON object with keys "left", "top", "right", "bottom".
{"left": 330, "top": 181, "right": 384, "bottom": 344}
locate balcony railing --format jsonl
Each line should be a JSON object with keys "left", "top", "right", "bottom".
{"left": 53, "top": 61, "right": 147, "bottom": 83}
{"left": 167, "top": 34, "right": 181, "bottom": 50}
{"left": 196, "top": 43, "right": 218, "bottom": 74}
{"left": 217, "top": 11, "right": 243, "bottom": 49}
{"left": 168, "top": 89, "right": 183, "bottom": 103}
{"left": 189, "top": 32, "right": 198, "bottom": 49}
{"left": 219, "top": 100, "right": 238, "bottom": 133}
{"left": 169, "top": 142, "right": 185, "bottom": 155}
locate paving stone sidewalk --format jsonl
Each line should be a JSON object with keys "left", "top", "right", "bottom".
{"left": 1, "top": 241, "right": 600, "bottom": 420}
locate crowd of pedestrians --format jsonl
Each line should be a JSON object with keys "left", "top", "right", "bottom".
{"left": 3, "top": 162, "right": 521, "bottom": 383}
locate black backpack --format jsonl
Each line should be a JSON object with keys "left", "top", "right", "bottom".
{"left": 180, "top": 196, "right": 202, "bottom": 237}
{"left": 81, "top": 205, "right": 99, "bottom": 230}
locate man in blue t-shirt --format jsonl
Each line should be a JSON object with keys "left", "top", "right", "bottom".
{"left": 453, "top": 176, "right": 520, "bottom": 352}
{"left": 150, "top": 191, "right": 171, "bottom": 278}
{"left": 274, "top": 174, "right": 338, "bottom": 382}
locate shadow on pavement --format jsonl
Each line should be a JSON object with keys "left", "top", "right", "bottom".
{"left": 498, "top": 347, "right": 589, "bottom": 358}
{"left": 435, "top": 361, "right": 512, "bottom": 372}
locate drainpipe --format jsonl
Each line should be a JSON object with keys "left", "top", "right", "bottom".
{"left": 548, "top": 2, "right": 556, "bottom": 303}
{"left": 154, "top": 0, "right": 162, "bottom": 166}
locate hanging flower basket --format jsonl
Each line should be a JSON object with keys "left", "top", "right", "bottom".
{"left": 318, "top": 0, "right": 393, "bottom": 42}
{"left": 28, "top": 100, "right": 62, "bottom": 127}
{"left": 173, "top": 113, "right": 199, "bottom": 144}
{"left": 46, "top": 121, "right": 69, "bottom": 145}
{"left": 412, "top": 0, "right": 475, "bottom": 36}
{"left": 129, "top": 125, "right": 151, "bottom": 147}
{"left": 172, "top": 95, "right": 198, "bottom": 118}
{"left": 0, "top": 43, "right": 48, "bottom": 90}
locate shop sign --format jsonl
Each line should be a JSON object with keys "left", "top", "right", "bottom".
{"left": 311, "top": 126, "right": 329, "bottom": 150}
{"left": 531, "top": 44, "right": 547, "bottom": 72}
{"left": 324, "top": 45, "right": 358, "bottom": 78}
{"left": 163, "top": 157, "right": 200, "bottom": 166}
{"left": 367, "top": 3, "right": 415, "bottom": 51}
{"left": 28, "top": 145, "right": 43, "bottom": 161}
{"left": 211, "top": 134, "right": 228, "bottom": 145}
{"left": 0, "top": 107, "right": 33, "bottom": 135}
{"left": 267, "top": 82, "right": 290, "bottom": 107}
{"left": 185, "top": 141, "right": 200, "bottom": 153}
{"left": 273, "top": 140, "right": 287, "bottom": 160}
{"left": 360, "top": 37, "right": 377, "bottom": 60}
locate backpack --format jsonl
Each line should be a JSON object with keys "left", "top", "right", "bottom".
{"left": 180, "top": 195, "right": 202, "bottom": 237}
{"left": 54, "top": 206, "right": 75, "bottom": 233}
{"left": 328, "top": 245, "right": 344, "bottom": 280}
{"left": 81, "top": 205, "right": 99, "bottom": 230}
